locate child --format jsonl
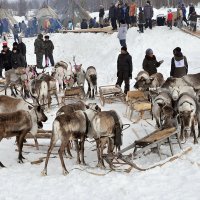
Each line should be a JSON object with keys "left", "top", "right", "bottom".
{"left": 117, "top": 20, "right": 127, "bottom": 47}
{"left": 167, "top": 9, "right": 173, "bottom": 30}
{"left": 138, "top": 7, "right": 145, "bottom": 33}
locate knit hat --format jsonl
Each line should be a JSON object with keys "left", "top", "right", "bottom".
{"left": 146, "top": 48, "right": 153, "bottom": 55}
{"left": 13, "top": 42, "right": 18, "bottom": 46}
{"left": 121, "top": 46, "right": 127, "bottom": 52}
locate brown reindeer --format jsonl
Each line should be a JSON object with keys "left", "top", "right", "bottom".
{"left": 0, "top": 107, "right": 47, "bottom": 167}
{"left": 41, "top": 104, "right": 101, "bottom": 176}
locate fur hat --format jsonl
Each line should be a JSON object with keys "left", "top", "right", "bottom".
{"left": 146, "top": 48, "right": 153, "bottom": 55}
{"left": 121, "top": 46, "right": 127, "bottom": 52}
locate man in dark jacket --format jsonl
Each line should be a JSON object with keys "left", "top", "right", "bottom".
{"left": 13, "top": 24, "right": 19, "bottom": 42}
{"left": 0, "top": 45, "right": 12, "bottom": 74}
{"left": 44, "top": 35, "right": 54, "bottom": 67}
{"left": 34, "top": 33, "right": 45, "bottom": 69}
{"left": 143, "top": 1, "right": 154, "bottom": 29}
{"left": 99, "top": 5, "right": 105, "bottom": 28}
{"left": 143, "top": 48, "right": 163, "bottom": 76}
{"left": 18, "top": 37, "right": 26, "bottom": 62}
{"left": 81, "top": 19, "right": 88, "bottom": 29}
{"left": 109, "top": 3, "right": 117, "bottom": 30}
{"left": 116, "top": 46, "right": 132, "bottom": 94}
{"left": 138, "top": 7, "right": 145, "bottom": 33}
{"left": 10, "top": 47, "right": 26, "bottom": 69}
{"left": 170, "top": 47, "right": 188, "bottom": 78}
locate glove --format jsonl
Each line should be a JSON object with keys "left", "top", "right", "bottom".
{"left": 159, "top": 60, "right": 164, "bottom": 64}
{"left": 129, "top": 74, "right": 132, "bottom": 79}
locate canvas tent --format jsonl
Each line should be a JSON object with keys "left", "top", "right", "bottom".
{"left": 0, "top": 7, "right": 17, "bottom": 32}
{"left": 54, "top": 0, "right": 91, "bottom": 27}
{"left": 36, "top": 2, "right": 62, "bottom": 32}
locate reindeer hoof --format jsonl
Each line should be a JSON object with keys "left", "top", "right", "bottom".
{"left": 194, "top": 140, "right": 198, "bottom": 144}
{"left": 18, "top": 159, "right": 24, "bottom": 164}
{"left": 76, "top": 160, "right": 81, "bottom": 165}
{"left": 41, "top": 170, "right": 47, "bottom": 176}
{"left": 96, "top": 163, "right": 105, "bottom": 169}
{"left": 63, "top": 170, "right": 69, "bottom": 176}
{"left": 81, "top": 162, "right": 87, "bottom": 166}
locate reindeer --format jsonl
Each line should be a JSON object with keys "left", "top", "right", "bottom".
{"left": 85, "top": 66, "right": 97, "bottom": 99}
{"left": 177, "top": 93, "right": 198, "bottom": 144}
{"left": 41, "top": 104, "right": 101, "bottom": 176}
{"left": 37, "top": 73, "right": 59, "bottom": 108}
{"left": 0, "top": 106, "right": 47, "bottom": 167}
{"left": 0, "top": 95, "right": 48, "bottom": 149}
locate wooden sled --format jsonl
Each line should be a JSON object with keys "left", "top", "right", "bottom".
{"left": 61, "top": 86, "right": 85, "bottom": 104}
{"left": 103, "top": 127, "right": 184, "bottom": 171}
{"left": 99, "top": 85, "right": 125, "bottom": 106}
{"left": 125, "top": 90, "right": 151, "bottom": 121}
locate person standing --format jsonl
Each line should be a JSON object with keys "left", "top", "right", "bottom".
{"left": 116, "top": 46, "right": 132, "bottom": 94}
{"left": 109, "top": 3, "right": 117, "bottom": 30}
{"left": 99, "top": 5, "right": 105, "bottom": 28}
{"left": 170, "top": 47, "right": 188, "bottom": 78}
{"left": 189, "top": 11, "right": 200, "bottom": 32}
{"left": 44, "top": 35, "right": 54, "bottom": 67}
{"left": 21, "top": 21, "right": 27, "bottom": 35}
{"left": 188, "top": 3, "right": 195, "bottom": 18}
{"left": 117, "top": 20, "right": 127, "bottom": 47}
{"left": 10, "top": 47, "right": 26, "bottom": 69}
{"left": 34, "top": 33, "right": 45, "bottom": 69}
{"left": 138, "top": 7, "right": 145, "bottom": 33}
{"left": 18, "top": 37, "right": 26, "bottom": 64}
{"left": 116, "top": 3, "right": 123, "bottom": 27}
{"left": 181, "top": 4, "right": 188, "bottom": 26}
{"left": 143, "top": 48, "right": 163, "bottom": 76}
{"left": 129, "top": 2, "right": 137, "bottom": 27}
{"left": 0, "top": 45, "right": 12, "bottom": 77}
{"left": 177, "top": 6, "right": 183, "bottom": 28}
{"left": 0, "top": 20, "right": 3, "bottom": 37}
{"left": 143, "top": 1, "right": 153, "bottom": 29}
{"left": 167, "top": 9, "right": 173, "bottom": 30}
{"left": 13, "top": 24, "right": 19, "bottom": 43}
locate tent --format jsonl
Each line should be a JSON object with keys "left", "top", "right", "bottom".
{"left": 0, "top": 7, "right": 17, "bottom": 33}
{"left": 36, "top": 2, "right": 62, "bottom": 32}
{"left": 55, "top": 0, "right": 91, "bottom": 27}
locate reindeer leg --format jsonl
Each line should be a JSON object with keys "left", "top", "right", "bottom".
{"left": 92, "top": 88, "right": 95, "bottom": 99}
{"left": 34, "top": 137, "right": 39, "bottom": 150}
{"left": 74, "top": 140, "right": 81, "bottom": 164}
{"left": 192, "top": 120, "right": 198, "bottom": 144}
{"left": 95, "top": 139, "right": 102, "bottom": 168}
{"left": 180, "top": 121, "right": 184, "bottom": 141}
{"left": 66, "top": 141, "right": 73, "bottom": 159}
{"left": 58, "top": 139, "right": 69, "bottom": 175}
{"left": 18, "top": 132, "right": 27, "bottom": 163}
{"left": 99, "top": 138, "right": 106, "bottom": 168}
{"left": 14, "top": 85, "right": 18, "bottom": 95}
{"left": 80, "top": 136, "right": 86, "bottom": 165}
{"left": 41, "top": 136, "right": 57, "bottom": 176}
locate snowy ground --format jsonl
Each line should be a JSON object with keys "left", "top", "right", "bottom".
{"left": 1, "top": 26, "right": 200, "bottom": 200}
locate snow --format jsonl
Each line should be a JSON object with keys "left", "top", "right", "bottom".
{"left": 1, "top": 23, "right": 200, "bottom": 199}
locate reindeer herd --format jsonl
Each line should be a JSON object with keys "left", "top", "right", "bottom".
{"left": 1, "top": 61, "right": 200, "bottom": 176}
{"left": 0, "top": 60, "right": 124, "bottom": 176}
{"left": 134, "top": 71, "right": 200, "bottom": 144}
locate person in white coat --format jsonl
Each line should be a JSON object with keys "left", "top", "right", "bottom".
{"left": 117, "top": 19, "right": 127, "bottom": 47}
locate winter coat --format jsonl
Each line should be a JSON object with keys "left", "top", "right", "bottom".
{"left": 167, "top": 12, "right": 173, "bottom": 21}
{"left": 189, "top": 5, "right": 195, "bottom": 16}
{"left": 81, "top": 21, "right": 88, "bottom": 29}
{"left": 34, "top": 35, "right": 45, "bottom": 55}
{"left": 18, "top": 42, "right": 26, "bottom": 56}
{"left": 21, "top": 22, "right": 27, "bottom": 31}
{"left": 117, "top": 52, "right": 133, "bottom": 75}
{"left": 170, "top": 53, "right": 188, "bottom": 78}
{"left": 143, "top": 55, "right": 161, "bottom": 76}
{"left": 181, "top": 6, "right": 187, "bottom": 17}
{"left": 117, "top": 7, "right": 123, "bottom": 21}
{"left": 0, "top": 49, "right": 12, "bottom": 71}
{"left": 11, "top": 52, "right": 26, "bottom": 69}
{"left": 177, "top": 8, "right": 183, "bottom": 19}
{"left": 138, "top": 11, "right": 145, "bottom": 24}
{"left": 143, "top": 4, "right": 153, "bottom": 19}
{"left": 123, "top": 6, "right": 130, "bottom": 24}
{"left": 44, "top": 40, "right": 54, "bottom": 55}
{"left": 109, "top": 5, "right": 117, "bottom": 19}
{"left": 129, "top": 3, "right": 137, "bottom": 16}
{"left": 117, "top": 24, "right": 127, "bottom": 40}
{"left": 13, "top": 26, "right": 19, "bottom": 35}
{"left": 189, "top": 13, "right": 200, "bottom": 22}
{"left": 99, "top": 8, "right": 105, "bottom": 18}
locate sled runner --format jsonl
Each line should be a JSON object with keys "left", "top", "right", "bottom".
{"left": 99, "top": 85, "right": 126, "bottom": 106}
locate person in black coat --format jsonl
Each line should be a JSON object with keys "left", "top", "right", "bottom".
{"left": 116, "top": 4, "right": 123, "bottom": 27}
{"left": 81, "top": 19, "right": 88, "bottom": 29}
{"left": 0, "top": 45, "right": 12, "bottom": 74}
{"left": 143, "top": 48, "right": 163, "bottom": 76}
{"left": 116, "top": 46, "right": 133, "bottom": 94}
{"left": 99, "top": 5, "right": 105, "bottom": 28}
{"left": 18, "top": 37, "right": 26, "bottom": 61}
{"left": 10, "top": 47, "right": 26, "bottom": 69}
{"left": 170, "top": 47, "right": 188, "bottom": 78}
{"left": 109, "top": 3, "right": 117, "bottom": 30}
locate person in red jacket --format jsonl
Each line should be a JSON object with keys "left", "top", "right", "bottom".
{"left": 167, "top": 9, "right": 173, "bottom": 30}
